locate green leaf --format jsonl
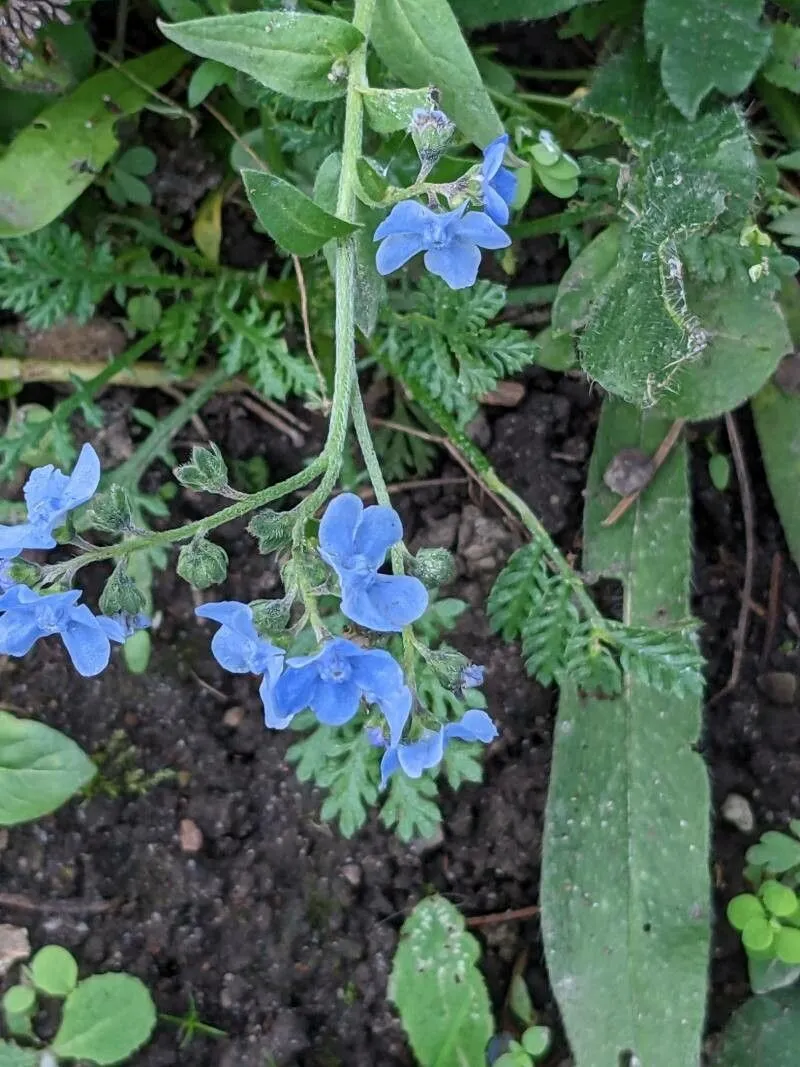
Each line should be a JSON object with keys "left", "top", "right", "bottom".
{"left": 643, "top": 0, "right": 771, "bottom": 120}
{"left": 241, "top": 169, "right": 358, "bottom": 256}
{"left": 389, "top": 896, "right": 493, "bottom": 1067}
{"left": 749, "top": 957, "right": 800, "bottom": 995}
{"left": 116, "top": 147, "right": 157, "bottom": 177}
{"left": 288, "top": 723, "right": 378, "bottom": 838}
{"left": 371, "top": 0, "right": 503, "bottom": 146}
{"left": 379, "top": 774, "right": 441, "bottom": 841}
{"left": 187, "top": 58, "right": 232, "bottom": 107}
{"left": 711, "top": 988, "right": 800, "bottom": 1066}
{"left": 509, "top": 974, "right": 535, "bottom": 1026}
{"left": 748, "top": 831, "right": 800, "bottom": 874}
{"left": 0, "top": 1044, "right": 38, "bottom": 1067}
{"left": 0, "top": 47, "right": 186, "bottom": 237}
{"left": 51, "top": 974, "right": 157, "bottom": 1065}
{"left": 551, "top": 223, "right": 623, "bottom": 335}
{"left": 362, "top": 86, "right": 433, "bottom": 134}
{"left": 0, "top": 711, "right": 96, "bottom": 826}
{"left": 158, "top": 12, "right": 364, "bottom": 102}
{"left": 763, "top": 24, "right": 800, "bottom": 94}
{"left": 449, "top": 0, "right": 595, "bottom": 25}
{"left": 531, "top": 326, "right": 576, "bottom": 370}
{"left": 753, "top": 379, "right": 800, "bottom": 573}
{"left": 708, "top": 452, "right": 730, "bottom": 491}
{"left": 542, "top": 399, "right": 709, "bottom": 1067}
{"left": 30, "top": 945, "right": 78, "bottom": 998}
{"left": 727, "top": 894, "right": 765, "bottom": 931}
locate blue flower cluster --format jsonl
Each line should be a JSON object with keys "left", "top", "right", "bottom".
{"left": 197, "top": 494, "right": 497, "bottom": 784}
{"left": 373, "top": 134, "right": 516, "bottom": 290}
{"left": 0, "top": 446, "right": 146, "bottom": 677}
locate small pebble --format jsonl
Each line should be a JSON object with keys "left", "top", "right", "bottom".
{"left": 758, "top": 671, "right": 798, "bottom": 706}
{"left": 409, "top": 824, "right": 444, "bottom": 856}
{"left": 341, "top": 864, "right": 363, "bottom": 888}
{"left": 721, "top": 793, "right": 755, "bottom": 834}
{"left": 179, "top": 818, "right": 204, "bottom": 853}
{"left": 0, "top": 924, "right": 30, "bottom": 977}
{"left": 775, "top": 354, "right": 800, "bottom": 394}
{"left": 223, "top": 706, "right": 246, "bottom": 727}
{"left": 603, "top": 448, "right": 654, "bottom": 496}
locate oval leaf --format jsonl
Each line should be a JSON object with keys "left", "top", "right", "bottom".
{"left": 51, "top": 974, "right": 156, "bottom": 1065}
{"left": 242, "top": 169, "right": 358, "bottom": 257}
{"left": 0, "top": 1043, "right": 38, "bottom": 1067}
{"left": 371, "top": 0, "right": 502, "bottom": 147}
{"left": 31, "top": 946, "right": 79, "bottom": 998}
{"left": 0, "top": 47, "right": 186, "bottom": 238}
{"left": 158, "top": 12, "right": 364, "bottom": 102}
{"left": 711, "top": 987, "right": 800, "bottom": 1066}
{"left": 0, "top": 711, "right": 95, "bottom": 827}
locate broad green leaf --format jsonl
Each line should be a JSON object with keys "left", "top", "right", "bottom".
{"left": 542, "top": 399, "right": 709, "bottom": 1067}
{"left": 531, "top": 326, "right": 576, "bottom": 370}
{"left": 551, "top": 223, "right": 623, "bottom": 335}
{"left": 241, "top": 169, "right": 359, "bottom": 257}
{"left": 51, "top": 974, "right": 156, "bottom": 1065}
{"left": 449, "top": 0, "right": 595, "bottom": 25}
{"left": 0, "top": 1044, "right": 38, "bottom": 1067}
{"left": 763, "top": 24, "right": 800, "bottom": 94}
{"left": 371, "top": 0, "right": 502, "bottom": 147}
{"left": 710, "top": 989, "right": 800, "bottom": 1066}
{"left": 753, "top": 381, "right": 800, "bottom": 571}
{"left": 578, "top": 44, "right": 760, "bottom": 407}
{"left": 158, "top": 12, "right": 364, "bottom": 102}
{"left": 0, "top": 711, "right": 96, "bottom": 826}
{"left": 361, "top": 86, "right": 433, "bottom": 134}
{"left": 31, "top": 945, "right": 78, "bottom": 998}
{"left": 643, "top": 0, "right": 771, "bottom": 120}
{"left": 0, "top": 47, "right": 185, "bottom": 237}
{"left": 389, "top": 896, "right": 493, "bottom": 1067}
{"left": 187, "top": 58, "right": 232, "bottom": 107}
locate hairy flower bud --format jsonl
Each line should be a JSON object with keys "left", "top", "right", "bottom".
{"left": 411, "top": 547, "right": 455, "bottom": 588}
{"left": 88, "top": 484, "right": 135, "bottom": 534}
{"left": 248, "top": 508, "right": 293, "bottom": 554}
{"left": 177, "top": 537, "right": 228, "bottom": 589}
{"left": 410, "top": 106, "right": 455, "bottom": 175}
{"left": 250, "top": 596, "right": 292, "bottom": 636}
{"left": 174, "top": 443, "right": 229, "bottom": 495}
{"left": 99, "top": 562, "right": 146, "bottom": 617}
{"left": 426, "top": 647, "right": 469, "bottom": 688}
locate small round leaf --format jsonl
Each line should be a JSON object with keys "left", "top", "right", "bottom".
{"left": 521, "top": 1025, "right": 551, "bottom": 1057}
{"left": 761, "top": 881, "right": 799, "bottom": 919}
{"left": 776, "top": 926, "right": 800, "bottom": 965}
{"left": 742, "top": 915, "right": 775, "bottom": 953}
{"left": 3, "top": 985, "right": 35, "bottom": 1015}
{"left": 31, "top": 945, "right": 78, "bottom": 997}
{"left": 51, "top": 973, "right": 156, "bottom": 1065}
{"left": 727, "top": 894, "right": 765, "bottom": 931}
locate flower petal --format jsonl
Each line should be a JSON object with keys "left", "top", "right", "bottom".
{"left": 195, "top": 600, "right": 258, "bottom": 641}
{"left": 398, "top": 729, "right": 445, "bottom": 778}
{"left": 312, "top": 678, "right": 362, "bottom": 725}
{"left": 210, "top": 627, "right": 258, "bottom": 673}
{"left": 376, "top": 233, "right": 426, "bottom": 276}
{"left": 0, "top": 522, "right": 56, "bottom": 559}
{"left": 0, "top": 613, "right": 43, "bottom": 656}
{"left": 23, "top": 465, "right": 67, "bottom": 515}
{"left": 63, "top": 444, "right": 101, "bottom": 509}
{"left": 374, "top": 200, "right": 435, "bottom": 239}
{"left": 0, "top": 584, "right": 42, "bottom": 611}
{"left": 424, "top": 241, "right": 481, "bottom": 290}
{"left": 61, "top": 613, "right": 111, "bottom": 677}
{"left": 95, "top": 616, "right": 128, "bottom": 643}
{"left": 444, "top": 708, "right": 497, "bottom": 744}
{"left": 379, "top": 686, "right": 412, "bottom": 748}
{"left": 379, "top": 747, "right": 401, "bottom": 789}
{"left": 260, "top": 667, "right": 297, "bottom": 729}
{"left": 484, "top": 185, "right": 509, "bottom": 226}
{"left": 455, "top": 211, "right": 511, "bottom": 249}
{"left": 352, "top": 504, "right": 402, "bottom": 566}
{"left": 273, "top": 661, "right": 319, "bottom": 716}
{"left": 341, "top": 573, "right": 428, "bottom": 632}
{"left": 349, "top": 647, "right": 405, "bottom": 703}
{"left": 481, "top": 134, "right": 509, "bottom": 180}
{"left": 493, "top": 167, "right": 517, "bottom": 206}
{"left": 318, "top": 493, "right": 361, "bottom": 565}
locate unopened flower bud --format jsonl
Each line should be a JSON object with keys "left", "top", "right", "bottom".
{"left": 0, "top": 558, "right": 40, "bottom": 591}
{"left": 250, "top": 596, "right": 292, "bottom": 636}
{"left": 427, "top": 648, "right": 469, "bottom": 688}
{"left": 410, "top": 106, "right": 455, "bottom": 174}
{"left": 88, "top": 484, "right": 135, "bottom": 534}
{"left": 248, "top": 509, "right": 293, "bottom": 554}
{"left": 174, "top": 443, "right": 229, "bottom": 495}
{"left": 177, "top": 537, "right": 228, "bottom": 589}
{"left": 411, "top": 547, "right": 455, "bottom": 588}
{"left": 99, "top": 562, "right": 147, "bottom": 617}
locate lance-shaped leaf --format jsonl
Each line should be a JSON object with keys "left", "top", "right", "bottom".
{"left": 390, "top": 895, "right": 493, "bottom": 1067}
{"left": 371, "top": 0, "right": 502, "bottom": 147}
{"left": 0, "top": 47, "right": 186, "bottom": 237}
{"left": 361, "top": 86, "right": 433, "bottom": 134}
{"left": 159, "top": 11, "right": 364, "bottom": 101}
{"left": 542, "top": 398, "right": 710, "bottom": 1067}
{"left": 644, "top": 0, "right": 771, "bottom": 120}
{"left": 450, "top": 0, "right": 596, "bottom": 26}
{"left": 242, "top": 169, "right": 359, "bottom": 257}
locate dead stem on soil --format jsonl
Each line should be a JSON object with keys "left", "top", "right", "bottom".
{"left": 465, "top": 904, "right": 540, "bottom": 928}
{"left": 601, "top": 418, "right": 686, "bottom": 527}
{"left": 0, "top": 893, "right": 117, "bottom": 915}
{"left": 291, "top": 254, "right": 328, "bottom": 406}
{"left": 711, "top": 412, "right": 755, "bottom": 704}
{"left": 761, "top": 551, "right": 783, "bottom": 668}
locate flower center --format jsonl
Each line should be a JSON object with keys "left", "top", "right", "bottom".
{"left": 319, "top": 652, "right": 352, "bottom": 684}
{"left": 35, "top": 603, "right": 67, "bottom": 634}
{"left": 423, "top": 219, "right": 448, "bottom": 249}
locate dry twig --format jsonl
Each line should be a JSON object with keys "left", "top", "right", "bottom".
{"left": 602, "top": 418, "right": 686, "bottom": 527}
{"left": 761, "top": 551, "right": 783, "bottom": 668}
{"left": 465, "top": 905, "right": 540, "bottom": 928}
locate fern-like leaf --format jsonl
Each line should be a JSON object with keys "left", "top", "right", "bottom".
{"left": 380, "top": 774, "right": 441, "bottom": 842}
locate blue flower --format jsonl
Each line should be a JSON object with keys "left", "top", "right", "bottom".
{"left": 271, "top": 636, "right": 411, "bottom": 733}
{"left": 318, "top": 493, "right": 428, "bottom": 633}
{"left": 459, "top": 663, "right": 485, "bottom": 691}
{"left": 0, "top": 562, "right": 14, "bottom": 594}
{"left": 195, "top": 600, "right": 284, "bottom": 676}
{"left": 374, "top": 201, "right": 510, "bottom": 290}
{"left": 481, "top": 134, "right": 517, "bottom": 226}
{"left": 378, "top": 708, "right": 497, "bottom": 787}
{"left": 104, "top": 612, "right": 151, "bottom": 639}
{"left": 0, "top": 584, "right": 126, "bottom": 677}
{"left": 0, "top": 444, "right": 101, "bottom": 561}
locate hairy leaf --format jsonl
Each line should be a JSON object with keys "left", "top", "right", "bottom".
{"left": 159, "top": 12, "right": 364, "bottom": 101}
{"left": 449, "top": 0, "right": 595, "bottom": 26}
{"left": 542, "top": 399, "right": 709, "bottom": 1067}
{"left": 51, "top": 974, "right": 156, "bottom": 1064}
{"left": 710, "top": 988, "right": 800, "bottom": 1066}
{"left": 753, "top": 380, "right": 800, "bottom": 571}
{"left": 242, "top": 169, "right": 358, "bottom": 256}
{"left": 390, "top": 896, "right": 493, "bottom": 1067}
{"left": 0, "top": 47, "right": 186, "bottom": 237}
{"left": 763, "top": 23, "right": 800, "bottom": 94}
{"left": 643, "top": 0, "right": 771, "bottom": 120}
{"left": 371, "top": 0, "right": 503, "bottom": 146}
{"left": 0, "top": 711, "right": 96, "bottom": 826}
{"left": 551, "top": 223, "right": 623, "bottom": 336}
